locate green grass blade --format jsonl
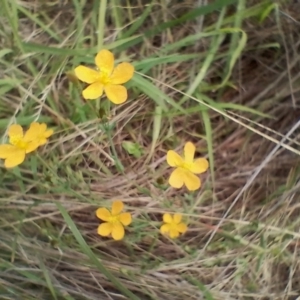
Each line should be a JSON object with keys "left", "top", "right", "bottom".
{"left": 17, "top": 5, "right": 61, "bottom": 42}
{"left": 184, "top": 275, "right": 215, "bottom": 300}
{"left": 149, "top": 105, "right": 162, "bottom": 161}
{"left": 218, "top": 28, "right": 247, "bottom": 87}
{"left": 201, "top": 108, "right": 215, "bottom": 185}
{"left": 38, "top": 258, "right": 58, "bottom": 300}
{"left": 132, "top": 73, "right": 186, "bottom": 114}
{"left": 122, "top": 2, "right": 153, "bottom": 38}
{"left": 21, "top": 35, "right": 140, "bottom": 58}
{"left": 116, "top": 0, "right": 238, "bottom": 51}
{"left": 179, "top": 7, "right": 227, "bottom": 104}
{"left": 97, "top": 0, "right": 107, "bottom": 50}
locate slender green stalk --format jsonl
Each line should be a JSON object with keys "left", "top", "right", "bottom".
{"left": 96, "top": 0, "right": 107, "bottom": 111}
{"left": 179, "top": 7, "right": 227, "bottom": 105}
{"left": 220, "top": 0, "right": 245, "bottom": 90}
{"left": 111, "top": 0, "right": 122, "bottom": 39}
{"left": 97, "top": 0, "right": 107, "bottom": 50}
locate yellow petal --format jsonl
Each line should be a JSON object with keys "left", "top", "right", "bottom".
{"left": 25, "top": 140, "right": 40, "bottom": 154}
{"left": 30, "top": 122, "right": 44, "bottom": 131}
{"left": 166, "top": 150, "right": 183, "bottom": 167}
{"left": 95, "top": 49, "right": 114, "bottom": 76}
{"left": 160, "top": 223, "right": 171, "bottom": 235}
{"left": 23, "top": 123, "right": 40, "bottom": 141}
{"left": 24, "top": 123, "right": 43, "bottom": 141}
{"left": 44, "top": 129, "right": 54, "bottom": 138}
{"left": 24, "top": 123, "right": 53, "bottom": 149}
{"left": 8, "top": 124, "right": 23, "bottom": 137}
{"left": 0, "top": 145, "right": 16, "bottom": 158}
{"left": 111, "top": 200, "right": 124, "bottom": 215}
{"left": 104, "top": 84, "right": 127, "bottom": 104}
{"left": 163, "top": 213, "right": 173, "bottom": 224}
{"left": 169, "top": 229, "right": 180, "bottom": 239}
{"left": 110, "top": 62, "right": 134, "bottom": 84}
{"left": 176, "top": 222, "right": 187, "bottom": 233}
{"left": 82, "top": 82, "right": 104, "bottom": 100}
{"left": 111, "top": 223, "right": 125, "bottom": 240}
{"left": 169, "top": 168, "right": 184, "bottom": 189}
{"left": 39, "top": 123, "right": 47, "bottom": 131}
{"left": 8, "top": 124, "right": 23, "bottom": 145}
{"left": 36, "top": 139, "right": 47, "bottom": 146}
{"left": 184, "top": 142, "right": 195, "bottom": 163}
{"left": 173, "top": 213, "right": 182, "bottom": 224}
{"left": 119, "top": 212, "right": 132, "bottom": 226}
{"left": 96, "top": 207, "right": 111, "bottom": 221}
{"left": 74, "top": 66, "right": 100, "bottom": 84}
{"left": 4, "top": 148, "right": 26, "bottom": 168}
{"left": 189, "top": 158, "right": 209, "bottom": 174}
{"left": 36, "top": 123, "right": 49, "bottom": 136}
{"left": 183, "top": 171, "right": 200, "bottom": 191}
{"left": 97, "top": 222, "right": 113, "bottom": 236}
{"left": 38, "top": 139, "right": 47, "bottom": 147}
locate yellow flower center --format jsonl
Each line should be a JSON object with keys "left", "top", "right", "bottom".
{"left": 10, "top": 136, "right": 28, "bottom": 149}
{"left": 180, "top": 162, "right": 193, "bottom": 171}
{"left": 99, "top": 70, "right": 111, "bottom": 85}
{"left": 169, "top": 222, "right": 178, "bottom": 231}
{"left": 108, "top": 215, "right": 120, "bottom": 224}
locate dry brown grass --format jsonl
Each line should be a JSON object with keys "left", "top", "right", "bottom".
{"left": 1, "top": 1, "right": 300, "bottom": 299}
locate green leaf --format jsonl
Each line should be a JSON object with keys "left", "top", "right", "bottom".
{"left": 259, "top": 3, "right": 276, "bottom": 23}
{"left": 122, "top": 141, "right": 144, "bottom": 158}
{"left": 0, "top": 48, "right": 12, "bottom": 59}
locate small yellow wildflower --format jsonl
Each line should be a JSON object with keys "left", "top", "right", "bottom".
{"left": 96, "top": 200, "right": 132, "bottom": 241}
{"left": 167, "top": 141, "right": 209, "bottom": 191}
{"left": 160, "top": 213, "right": 187, "bottom": 239}
{"left": 0, "top": 123, "right": 53, "bottom": 168}
{"left": 74, "top": 49, "right": 134, "bottom": 104}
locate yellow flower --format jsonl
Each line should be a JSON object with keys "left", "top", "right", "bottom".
{"left": 74, "top": 49, "right": 134, "bottom": 104}
{"left": 0, "top": 122, "right": 53, "bottom": 168}
{"left": 160, "top": 213, "right": 187, "bottom": 239}
{"left": 167, "top": 141, "right": 209, "bottom": 191}
{"left": 96, "top": 200, "right": 132, "bottom": 241}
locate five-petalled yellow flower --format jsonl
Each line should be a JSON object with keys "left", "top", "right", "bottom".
{"left": 0, "top": 123, "right": 53, "bottom": 168}
{"left": 167, "top": 142, "right": 209, "bottom": 191}
{"left": 96, "top": 200, "right": 132, "bottom": 241}
{"left": 74, "top": 49, "right": 134, "bottom": 104}
{"left": 160, "top": 213, "right": 187, "bottom": 239}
